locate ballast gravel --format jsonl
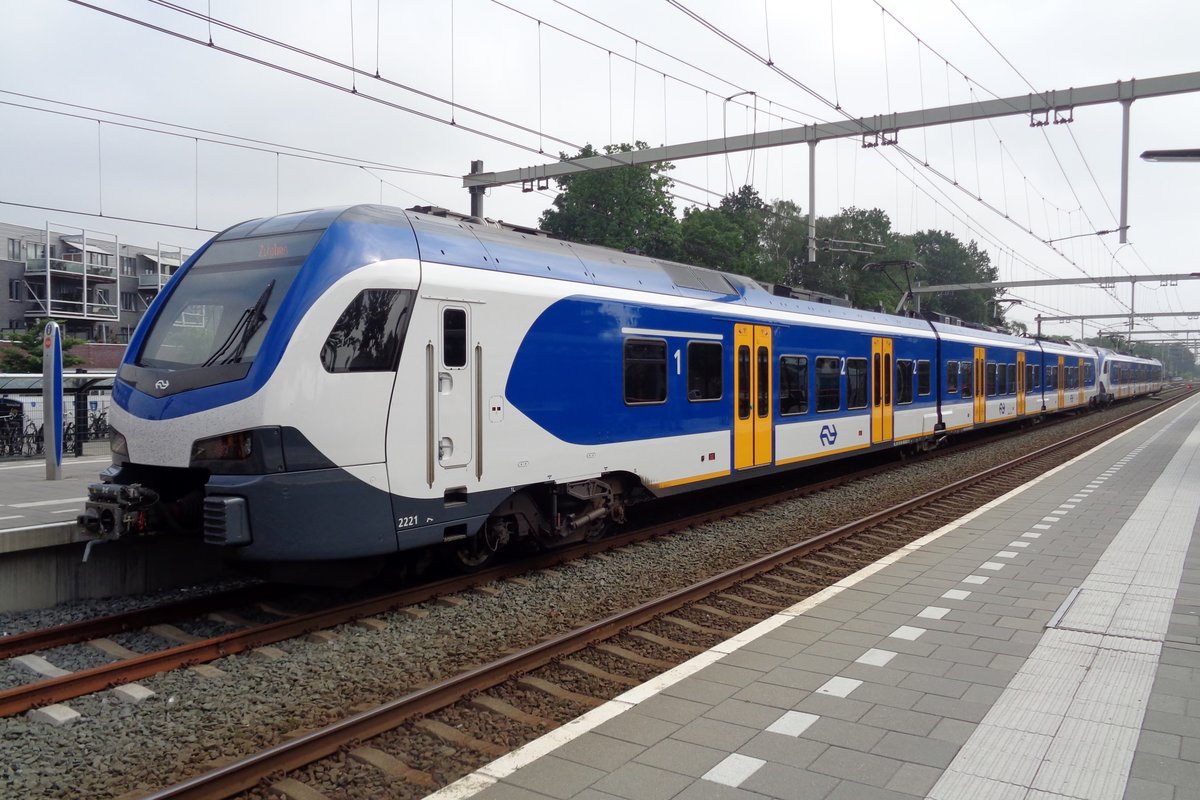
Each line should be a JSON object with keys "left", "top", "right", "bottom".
{"left": 0, "top": 401, "right": 1156, "bottom": 799}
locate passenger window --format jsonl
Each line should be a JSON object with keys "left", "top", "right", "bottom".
{"left": 779, "top": 356, "right": 808, "bottom": 416}
{"left": 737, "top": 346, "right": 751, "bottom": 419}
{"left": 946, "top": 361, "right": 959, "bottom": 393}
{"left": 756, "top": 347, "right": 770, "bottom": 418}
{"left": 816, "top": 357, "right": 840, "bottom": 412}
{"left": 624, "top": 339, "right": 667, "bottom": 404}
{"left": 997, "top": 365, "right": 1007, "bottom": 395}
{"left": 1085, "top": 363, "right": 1095, "bottom": 385}
{"left": 1026, "top": 365, "right": 1037, "bottom": 393}
{"left": 961, "top": 362, "right": 973, "bottom": 398}
{"left": 442, "top": 308, "right": 467, "bottom": 368}
{"left": 1007, "top": 364, "right": 1017, "bottom": 395}
{"left": 917, "top": 360, "right": 931, "bottom": 396}
{"left": 846, "top": 358, "right": 867, "bottom": 410}
{"left": 895, "top": 359, "right": 913, "bottom": 405}
{"left": 687, "top": 342, "right": 722, "bottom": 401}
{"left": 986, "top": 363, "right": 998, "bottom": 396}
{"left": 321, "top": 289, "right": 414, "bottom": 373}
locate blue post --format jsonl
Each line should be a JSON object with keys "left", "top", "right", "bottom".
{"left": 42, "top": 321, "right": 62, "bottom": 480}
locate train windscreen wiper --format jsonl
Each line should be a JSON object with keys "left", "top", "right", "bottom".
{"left": 201, "top": 279, "right": 276, "bottom": 367}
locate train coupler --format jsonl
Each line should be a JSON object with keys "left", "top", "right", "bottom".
{"left": 77, "top": 482, "right": 160, "bottom": 541}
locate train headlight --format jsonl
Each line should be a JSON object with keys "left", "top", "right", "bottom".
{"left": 190, "top": 428, "right": 285, "bottom": 475}
{"left": 110, "top": 428, "right": 129, "bottom": 457}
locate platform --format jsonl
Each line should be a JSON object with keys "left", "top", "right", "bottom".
{"left": 0, "top": 444, "right": 109, "bottom": 548}
{"left": 433, "top": 395, "right": 1200, "bottom": 800}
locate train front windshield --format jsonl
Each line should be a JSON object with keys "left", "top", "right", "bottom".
{"left": 137, "top": 231, "right": 321, "bottom": 370}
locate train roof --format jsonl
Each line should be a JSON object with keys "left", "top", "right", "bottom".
{"left": 213, "top": 204, "right": 1136, "bottom": 360}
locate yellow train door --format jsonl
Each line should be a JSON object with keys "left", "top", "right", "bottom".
{"left": 871, "top": 337, "right": 893, "bottom": 443}
{"left": 734, "top": 324, "right": 773, "bottom": 469}
{"left": 974, "top": 347, "right": 987, "bottom": 424}
{"left": 1017, "top": 351, "right": 1026, "bottom": 415}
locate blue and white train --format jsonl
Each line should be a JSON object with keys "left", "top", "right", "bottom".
{"left": 78, "top": 205, "right": 1163, "bottom": 575}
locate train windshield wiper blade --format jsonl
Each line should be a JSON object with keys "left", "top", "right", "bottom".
{"left": 200, "top": 279, "right": 276, "bottom": 367}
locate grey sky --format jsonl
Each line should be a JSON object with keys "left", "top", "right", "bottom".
{"left": 2, "top": 0, "right": 1199, "bottom": 341}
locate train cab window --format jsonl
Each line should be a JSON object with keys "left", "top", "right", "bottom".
{"left": 816, "top": 357, "right": 840, "bottom": 412}
{"left": 917, "top": 360, "right": 931, "bottom": 396}
{"left": 442, "top": 308, "right": 467, "bottom": 368}
{"left": 624, "top": 339, "right": 667, "bottom": 404}
{"left": 986, "top": 363, "right": 998, "bottom": 396}
{"left": 1026, "top": 364, "right": 1038, "bottom": 393}
{"left": 1007, "top": 365, "right": 1017, "bottom": 395}
{"left": 946, "top": 361, "right": 959, "bottom": 393}
{"left": 779, "top": 356, "right": 808, "bottom": 415}
{"left": 895, "top": 359, "right": 914, "bottom": 404}
{"left": 687, "top": 342, "right": 722, "bottom": 401}
{"left": 846, "top": 358, "right": 868, "bottom": 410}
{"left": 961, "top": 362, "right": 973, "bottom": 398}
{"left": 321, "top": 288, "right": 415, "bottom": 373}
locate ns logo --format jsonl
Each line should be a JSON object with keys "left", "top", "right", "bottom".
{"left": 819, "top": 424, "right": 838, "bottom": 447}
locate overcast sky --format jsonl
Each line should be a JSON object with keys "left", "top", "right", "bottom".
{"left": 3, "top": 0, "right": 1199, "bottom": 342}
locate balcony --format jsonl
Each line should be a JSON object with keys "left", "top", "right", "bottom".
{"left": 137, "top": 273, "right": 166, "bottom": 290}
{"left": 23, "top": 298, "right": 119, "bottom": 322}
{"left": 24, "top": 257, "right": 116, "bottom": 282}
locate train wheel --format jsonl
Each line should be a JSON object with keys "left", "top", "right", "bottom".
{"left": 451, "top": 518, "right": 510, "bottom": 571}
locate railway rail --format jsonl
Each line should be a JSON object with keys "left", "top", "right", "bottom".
{"left": 118, "top": 388, "right": 1193, "bottom": 800}
{"left": 1, "top": 393, "right": 1177, "bottom": 722}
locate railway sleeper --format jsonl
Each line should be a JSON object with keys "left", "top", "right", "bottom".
{"left": 470, "top": 694, "right": 557, "bottom": 730}
{"left": 414, "top": 718, "right": 506, "bottom": 757}
{"left": 517, "top": 676, "right": 604, "bottom": 708}
{"left": 593, "top": 642, "right": 677, "bottom": 670}
{"left": 717, "top": 592, "right": 784, "bottom": 612}
{"left": 627, "top": 629, "right": 707, "bottom": 654}
{"left": 347, "top": 746, "right": 433, "bottom": 786}
{"left": 559, "top": 659, "right": 641, "bottom": 688}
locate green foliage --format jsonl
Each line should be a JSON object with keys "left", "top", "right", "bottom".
{"left": 1, "top": 320, "right": 85, "bottom": 373}
{"left": 680, "top": 185, "right": 782, "bottom": 282}
{"left": 538, "top": 143, "right": 680, "bottom": 259}
{"left": 910, "top": 231, "right": 999, "bottom": 324}
{"left": 540, "top": 159, "right": 1008, "bottom": 324}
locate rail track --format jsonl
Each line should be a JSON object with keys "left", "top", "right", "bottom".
{"left": 1, "top": 393, "right": 1176, "bottom": 722}
{"left": 115, "top": 389, "right": 1193, "bottom": 800}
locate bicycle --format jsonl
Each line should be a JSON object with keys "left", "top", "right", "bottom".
{"left": 89, "top": 409, "right": 109, "bottom": 440}
{"left": 23, "top": 421, "right": 43, "bottom": 457}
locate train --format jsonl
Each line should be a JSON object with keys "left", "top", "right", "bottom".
{"left": 77, "top": 204, "right": 1163, "bottom": 579}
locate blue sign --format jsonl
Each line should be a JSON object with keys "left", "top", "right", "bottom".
{"left": 819, "top": 424, "right": 838, "bottom": 447}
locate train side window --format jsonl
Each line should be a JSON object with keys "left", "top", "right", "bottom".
{"left": 816, "top": 357, "right": 840, "bottom": 412}
{"left": 961, "top": 362, "right": 973, "bottom": 398}
{"left": 756, "top": 347, "right": 770, "bottom": 418}
{"left": 737, "top": 345, "right": 751, "bottom": 419}
{"left": 986, "top": 363, "right": 998, "bottom": 396}
{"left": 442, "top": 308, "right": 467, "bottom": 368}
{"left": 917, "top": 360, "right": 931, "bottom": 396}
{"left": 687, "top": 342, "right": 722, "bottom": 402}
{"left": 624, "top": 339, "right": 667, "bottom": 404}
{"left": 321, "top": 289, "right": 415, "bottom": 373}
{"left": 895, "top": 359, "right": 913, "bottom": 405}
{"left": 1025, "top": 364, "right": 1037, "bottom": 393}
{"left": 946, "top": 361, "right": 959, "bottom": 393}
{"left": 996, "top": 365, "right": 1007, "bottom": 395}
{"left": 1007, "top": 364, "right": 1017, "bottom": 395}
{"left": 1085, "top": 363, "right": 1095, "bottom": 386}
{"left": 779, "top": 356, "right": 808, "bottom": 416}
{"left": 846, "top": 358, "right": 868, "bottom": 410}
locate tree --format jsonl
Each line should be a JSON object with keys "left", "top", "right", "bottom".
{"left": 680, "top": 185, "right": 779, "bottom": 281}
{"left": 760, "top": 199, "right": 808, "bottom": 286}
{"left": 795, "top": 207, "right": 912, "bottom": 310}
{"left": 909, "top": 230, "right": 999, "bottom": 325}
{"left": 1, "top": 320, "right": 85, "bottom": 373}
{"left": 539, "top": 143, "right": 680, "bottom": 259}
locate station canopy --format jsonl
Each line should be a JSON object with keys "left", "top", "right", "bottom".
{"left": 0, "top": 373, "right": 116, "bottom": 394}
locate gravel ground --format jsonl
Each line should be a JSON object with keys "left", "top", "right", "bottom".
{"left": 0, "top": 399, "right": 1163, "bottom": 799}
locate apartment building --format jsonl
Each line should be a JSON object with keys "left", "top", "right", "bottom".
{"left": 1, "top": 220, "right": 191, "bottom": 343}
